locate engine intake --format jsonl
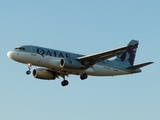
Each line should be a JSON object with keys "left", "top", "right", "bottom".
{"left": 60, "top": 58, "right": 84, "bottom": 69}
{"left": 33, "top": 68, "right": 57, "bottom": 80}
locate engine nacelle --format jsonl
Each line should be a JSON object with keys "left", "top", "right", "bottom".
{"left": 33, "top": 68, "right": 57, "bottom": 80}
{"left": 60, "top": 58, "right": 84, "bottom": 69}
{"left": 49, "top": 58, "right": 62, "bottom": 69}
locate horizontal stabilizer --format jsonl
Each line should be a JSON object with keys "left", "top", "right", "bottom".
{"left": 127, "top": 62, "right": 153, "bottom": 70}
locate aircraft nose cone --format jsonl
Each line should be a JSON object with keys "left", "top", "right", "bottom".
{"left": 7, "top": 51, "right": 14, "bottom": 59}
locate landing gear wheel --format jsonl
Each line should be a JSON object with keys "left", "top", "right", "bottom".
{"left": 26, "top": 63, "right": 32, "bottom": 75}
{"left": 80, "top": 73, "right": 88, "bottom": 80}
{"left": 61, "top": 80, "right": 69, "bottom": 86}
{"left": 80, "top": 75, "right": 84, "bottom": 80}
{"left": 26, "top": 70, "right": 31, "bottom": 75}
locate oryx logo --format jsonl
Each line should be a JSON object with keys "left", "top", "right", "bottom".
{"left": 120, "top": 43, "right": 138, "bottom": 66}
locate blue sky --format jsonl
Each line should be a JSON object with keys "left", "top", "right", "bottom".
{"left": 0, "top": 0, "right": 159, "bottom": 120}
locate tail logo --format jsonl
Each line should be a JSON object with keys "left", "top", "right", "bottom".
{"left": 120, "top": 43, "right": 138, "bottom": 66}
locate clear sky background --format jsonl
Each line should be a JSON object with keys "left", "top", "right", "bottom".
{"left": 0, "top": 0, "right": 159, "bottom": 120}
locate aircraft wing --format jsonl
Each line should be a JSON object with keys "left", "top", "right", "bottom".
{"left": 78, "top": 45, "right": 134, "bottom": 69}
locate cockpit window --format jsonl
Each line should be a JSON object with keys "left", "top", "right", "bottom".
{"left": 14, "top": 47, "right": 25, "bottom": 50}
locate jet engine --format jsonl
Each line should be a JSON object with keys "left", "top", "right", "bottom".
{"left": 49, "top": 58, "right": 62, "bottom": 69}
{"left": 33, "top": 68, "right": 57, "bottom": 80}
{"left": 60, "top": 58, "right": 84, "bottom": 69}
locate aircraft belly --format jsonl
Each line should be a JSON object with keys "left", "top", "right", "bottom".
{"left": 87, "top": 65, "right": 129, "bottom": 76}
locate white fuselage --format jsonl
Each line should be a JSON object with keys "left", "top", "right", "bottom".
{"left": 7, "top": 50, "right": 130, "bottom": 76}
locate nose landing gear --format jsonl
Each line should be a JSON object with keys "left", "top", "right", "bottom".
{"left": 26, "top": 63, "right": 32, "bottom": 75}
{"left": 26, "top": 70, "right": 31, "bottom": 75}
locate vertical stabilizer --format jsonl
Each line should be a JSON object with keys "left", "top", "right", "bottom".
{"left": 115, "top": 40, "right": 139, "bottom": 66}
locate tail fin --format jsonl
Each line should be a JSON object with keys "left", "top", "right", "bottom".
{"left": 115, "top": 40, "right": 139, "bottom": 66}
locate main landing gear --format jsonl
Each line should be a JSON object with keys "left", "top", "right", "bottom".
{"left": 61, "top": 80, "right": 69, "bottom": 86}
{"left": 61, "top": 75, "right": 69, "bottom": 87}
{"left": 26, "top": 63, "right": 32, "bottom": 75}
{"left": 80, "top": 73, "right": 88, "bottom": 80}
{"left": 61, "top": 73, "right": 88, "bottom": 87}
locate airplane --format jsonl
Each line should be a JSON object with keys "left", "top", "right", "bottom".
{"left": 7, "top": 40, "right": 153, "bottom": 86}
